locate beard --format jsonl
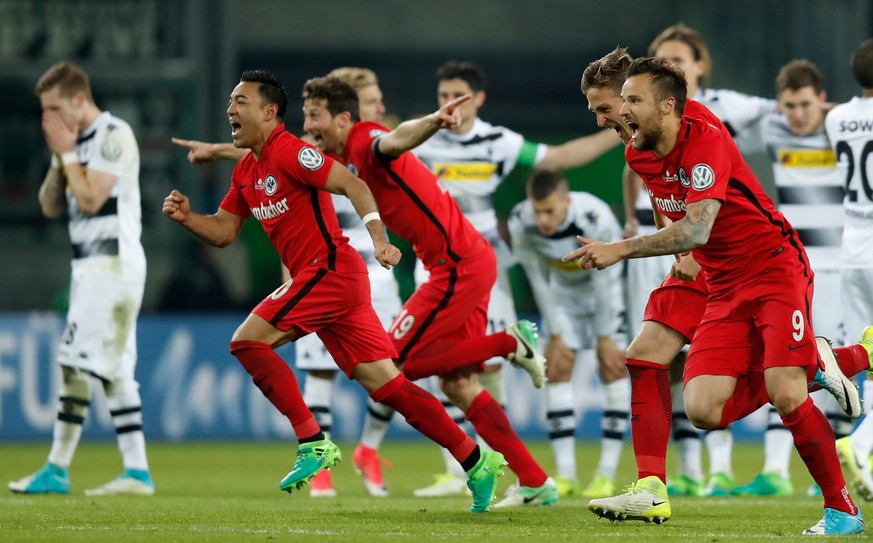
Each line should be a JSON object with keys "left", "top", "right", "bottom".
{"left": 631, "top": 123, "right": 662, "bottom": 152}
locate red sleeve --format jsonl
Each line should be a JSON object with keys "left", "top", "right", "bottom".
{"left": 219, "top": 161, "right": 252, "bottom": 218}
{"left": 683, "top": 128, "right": 732, "bottom": 205}
{"left": 276, "top": 137, "right": 334, "bottom": 189}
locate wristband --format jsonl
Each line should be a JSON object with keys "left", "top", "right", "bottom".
{"left": 362, "top": 212, "right": 381, "bottom": 225}
{"left": 50, "top": 154, "right": 61, "bottom": 169}
{"left": 61, "top": 151, "right": 78, "bottom": 167}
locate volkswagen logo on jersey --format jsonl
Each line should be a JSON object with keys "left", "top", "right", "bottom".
{"left": 265, "top": 175, "right": 278, "bottom": 195}
{"left": 298, "top": 147, "right": 324, "bottom": 171}
{"left": 691, "top": 164, "right": 715, "bottom": 191}
{"left": 678, "top": 167, "right": 690, "bottom": 187}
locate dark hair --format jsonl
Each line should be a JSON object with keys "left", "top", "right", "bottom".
{"left": 775, "top": 59, "right": 824, "bottom": 95}
{"left": 851, "top": 38, "right": 873, "bottom": 89}
{"left": 648, "top": 23, "right": 711, "bottom": 89}
{"left": 240, "top": 70, "right": 288, "bottom": 119}
{"left": 301, "top": 76, "right": 360, "bottom": 122}
{"left": 436, "top": 61, "right": 487, "bottom": 93}
{"left": 627, "top": 57, "right": 688, "bottom": 116}
{"left": 527, "top": 169, "right": 568, "bottom": 200}
{"left": 35, "top": 61, "right": 94, "bottom": 102}
{"left": 582, "top": 46, "right": 633, "bottom": 95}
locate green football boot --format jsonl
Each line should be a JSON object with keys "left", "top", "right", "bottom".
{"left": 279, "top": 439, "right": 341, "bottom": 493}
{"left": 466, "top": 450, "right": 506, "bottom": 513}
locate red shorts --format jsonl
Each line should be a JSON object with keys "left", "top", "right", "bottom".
{"left": 388, "top": 245, "right": 496, "bottom": 365}
{"left": 684, "top": 265, "right": 818, "bottom": 382}
{"left": 253, "top": 267, "right": 397, "bottom": 377}
{"left": 643, "top": 273, "right": 709, "bottom": 342}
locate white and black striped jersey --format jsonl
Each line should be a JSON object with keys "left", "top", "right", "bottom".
{"left": 508, "top": 192, "right": 625, "bottom": 339}
{"left": 824, "top": 96, "right": 873, "bottom": 269}
{"left": 762, "top": 112, "right": 841, "bottom": 270}
{"left": 695, "top": 88, "right": 776, "bottom": 155}
{"left": 68, "top": 111, "right": 145, "bottom": 278}
{"left": 412, "top": 118, "right": 547, "bottom": 235}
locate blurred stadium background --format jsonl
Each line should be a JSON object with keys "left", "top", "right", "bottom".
{"left": 0, "top": 0, "right": 870, "bottom": 443}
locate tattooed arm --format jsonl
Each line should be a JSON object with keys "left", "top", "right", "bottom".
{"left": 625, "top": 198, "right": 720, "bottom": 256}
{"left": 562, "top": 198, "right": 721, "bottom": 269}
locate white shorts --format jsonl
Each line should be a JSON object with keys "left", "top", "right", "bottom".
{"left": 295, "top": 263, "right": 402, "bottom": 371}
{"left": 812, "top": 266, "right": 843, "bottom": 344}
{"left": 842, "top": 267, "right": 873, "bottom": 344}
{"left": 58, "top": 260, "right": 144, "bottom": 381}
{"left": 413, "top": 234, "right": 515, "bottom": 368}
{"left": 548, "top": 298, "right": 628, "bottom": 352}
{"left": 484, "top": 267, "right": 517, "bottom": 367}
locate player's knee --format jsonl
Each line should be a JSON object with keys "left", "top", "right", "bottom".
{"left": 546, "top": 364, "right": 571, "bottom": 382}
{"left": 683, "top": 398, "right": 721, "bottom": 430}
{"left": 476, "top": 369, "right": 505, "bottom": 405}
{"left": 686, "top": 410, "right": 720, "bottom": 431}
{"left": 439, "top": 376, "right": 477, "bottom": 408}
{"left": 103, "top": 377, "right": 142, "bottom": 410}
{"left": 59, "top": 366, "right": 92, "bottom": 417}
{"left": 769, "top": 389, "right": 808, "bottom": 416}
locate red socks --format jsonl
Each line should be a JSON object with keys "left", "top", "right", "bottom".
{"left": 230, "top": 340, "right": 321, "bottom": 440}
{"left": 465, "top": 390, "right": 548, "bottom": 488}
{"left": 781, "top": 397, "right": 858, "bottom": 515}
{"left": 626, "top": 359, "right": 672, "bottom": 482}
{"left": 370, "top": 374, "right": 477, "bottom": 463}
{"left": 834, "top": 345, "right": 870, "bottom": 378}
{"left": 402, "top": 332, "right": 516, "bottom": 380}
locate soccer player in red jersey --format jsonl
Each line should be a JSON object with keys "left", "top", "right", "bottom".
{"left": 566, "top": 57, "right": 863, "bottom": 535}
{"left": 299, "top": 75, "right": 558, "bottom": 505}
{"left": 581, "top": 47, "right": 710, "bottom": 523}
{"left": 162, "top": 70, "right": 506, "bottom": 512}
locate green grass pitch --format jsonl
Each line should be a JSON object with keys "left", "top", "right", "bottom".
{"left": 0, "top": 440, "right": 863, "bottom": 542}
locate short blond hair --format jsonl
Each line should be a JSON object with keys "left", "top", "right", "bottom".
{"left": 35, "top": 61, "right": 94, "bottom": 102}
{"left": 326, "top": 67, "right": 379, "bottom": 92}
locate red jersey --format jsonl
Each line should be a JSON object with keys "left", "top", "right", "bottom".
{"left": 221, "top": 124, "right": 362, "bottom": 277}
{"left": 626, "top": 105, "right": 809, "bottom": 293}
{"left": 629, "top": 100, "right": 728, "bottom": 178}
{"left": 337, "top": 121, "right": 486, "bottom": 268}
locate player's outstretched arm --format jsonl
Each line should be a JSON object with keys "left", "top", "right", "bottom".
{"left": 537, "top": 129, "right": 621, "bottom": 171}
{"left": 322, "top": 162, "right": 401, "bottom": 269}
{"left": 162, "top": 189, "right": 246, "bottom": 247}
{"left": 561, "top": 198, "right": 721, "bottom": 269}
{"left": 171, "top": 137, "right": 249, "bottom": 165}
{"left": 376, "top": 95, "right": 471, "bottom": 157}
